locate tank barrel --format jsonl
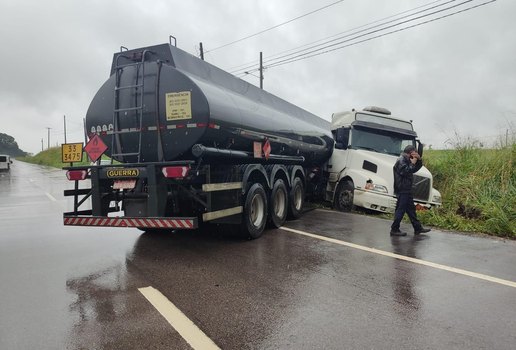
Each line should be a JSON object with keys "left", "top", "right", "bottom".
{"left": 86, "top": 43, "right": 333, "bottom": 165}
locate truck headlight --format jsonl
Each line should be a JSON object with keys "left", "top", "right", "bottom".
{"left": 372, "top": 185, "right": 388, "bottom": 193}
{"left": 432, "top": 195, "right": 442, "bottom": 204}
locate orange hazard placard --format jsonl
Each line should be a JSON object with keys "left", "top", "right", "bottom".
{"left": 263, "top": 139, "right": 271, "bottom": 160}
{"left": 84, "top": 134, "right": 108, "bottom": 162}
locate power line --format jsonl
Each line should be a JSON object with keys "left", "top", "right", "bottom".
{"left": 233, "top": 0, "right": 495, "bottom": 76}
{"left": 228, "top": 0, "right": 449, "bottom": 73}
{"left": 235, "top": 0, "right": 471, "bottom": 74}
{"left": 265, "top": 0, "right": 496, "bottom": 69}
{"left": 232, "top": 0, "right": 461, "bottom": 76}
{"left": 265, "top": 0, "right": 477, "bottom": 69}
{"left": 205, "top": 0, "right": 346, "bottom": 53}
{"left": 235, "top": 0, "right": 461, "bottom": 74}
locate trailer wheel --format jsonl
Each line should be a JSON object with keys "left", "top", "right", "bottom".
{"left": 269, "top": 179, "right": 288, "bottom": 228}
{"left": 288, "top": 177, "right": 304, "bottom": 219}
{"left": 242, "top": 183, "right": 268, "bottom": 239}
{"left": 334, "top": 179, "right": 354, "bottom": 212}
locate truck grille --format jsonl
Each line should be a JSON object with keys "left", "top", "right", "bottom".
{"left": 412, "top": 175, "right": 430, "bottom": 201}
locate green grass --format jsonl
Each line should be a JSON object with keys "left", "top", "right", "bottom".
{"left": 419, "top": 144, "right": 515, "bottom": 238}
{"left": 17, "top": 147, "right": 91, "bottom": 168}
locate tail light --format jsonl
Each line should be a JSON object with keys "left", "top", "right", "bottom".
{"left": 66, "top": 170, "right": 88, "bottom": 181}
{"left": 162, "top": 166, "right": 190, "bottom": 179}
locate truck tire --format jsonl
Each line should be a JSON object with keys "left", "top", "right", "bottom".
{"left": 242, "top": 183, "right": 268, "bottom": 239}
{"left": 269, "top": 179, "right": 288, "bottom": 228}
{"left": 334, "top": 179, "right": 354, "bottom": 212}
{"left": 288, "top": 177, "right": 304, "bottom": 219}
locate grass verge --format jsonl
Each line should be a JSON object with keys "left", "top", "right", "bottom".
{"left": 419, "top": 144, "right": 515, "bottom": 238}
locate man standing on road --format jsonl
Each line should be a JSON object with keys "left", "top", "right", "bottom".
{"left": 390, "top": 145, "right": 431, "bottom": 237}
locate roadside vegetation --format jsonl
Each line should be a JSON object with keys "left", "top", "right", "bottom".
{"left": 0, "top": 132, "right": 27, "bottom": 157}
{"left": 420, "top": 143, "right": 515, "bottom": 238}
{"left": 17, "top": 142, "right": 515, "bottom": 238}
{"left": 17, "top": 147, "right": 90, "bottom": 168}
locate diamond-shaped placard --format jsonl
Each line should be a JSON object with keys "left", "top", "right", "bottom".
{"left": 263, "top": 139, "right": 271, "bottom": 160}
{"left": 84, "top": 134, "right": 108, "bottom": 162}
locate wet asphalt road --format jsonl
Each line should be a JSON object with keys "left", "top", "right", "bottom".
{"left": 1, "top": 160, "right": 515, "bottom": 349}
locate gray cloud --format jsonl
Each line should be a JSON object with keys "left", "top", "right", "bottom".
{"left": 0, "top": 0, "right": 514, "bottom": 153}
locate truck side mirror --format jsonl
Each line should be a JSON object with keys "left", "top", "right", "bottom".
{"left": 335, "top": 128, "right": 349, "bottom": 150}
{"left": 417, "top": 140, "right": 424, "bottom": 157}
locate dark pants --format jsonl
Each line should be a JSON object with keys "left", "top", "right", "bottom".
{"left": 391, "top": 193, "right": 422, "bottom": 232}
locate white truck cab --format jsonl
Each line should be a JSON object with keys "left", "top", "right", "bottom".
{"left": 326, "top": 107, "right": 441, "bottom": 213}
{"left": 0, "top": 155, "right": 12, "bottom": 172}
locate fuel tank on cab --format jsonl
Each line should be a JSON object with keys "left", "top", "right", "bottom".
{"left": 85, "top": 43, "right": 333, "bottom": 166}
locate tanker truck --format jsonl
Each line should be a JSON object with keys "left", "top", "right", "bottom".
{"left": 63, "top": 41, "right": 440, "bottom": 238}
{"left": 63, "top": 41, "right": 333, "bottom": 239}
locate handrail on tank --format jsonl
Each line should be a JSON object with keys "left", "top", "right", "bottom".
{"left": 114, "top": 49, "right": 154, "bottom": 68}
{"left": 120, "top": 46, "right": 129, "bottom": 52}
{"left": 169, "top": 35, "right": 177, "bottom": 47}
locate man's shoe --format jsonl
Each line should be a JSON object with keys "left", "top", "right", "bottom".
{"left": 390, "top": 230, "right": 407, "bottom": 237}
{"left": 414, "top": 227, "right": 431, "bottom": 235}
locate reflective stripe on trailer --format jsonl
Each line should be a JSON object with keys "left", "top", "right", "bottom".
{"left": 63, "top": 216, "right": 197, "bottom": 229}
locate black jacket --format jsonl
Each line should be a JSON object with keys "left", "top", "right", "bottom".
{"left": 393, "top": 152, "right": 423, "bottom": 194}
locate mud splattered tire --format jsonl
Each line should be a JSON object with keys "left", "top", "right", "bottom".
{"left": 334, "top": 180, "right": 354, "bottom": 212}
{"left": 269, "top": 179, "right": 288, "bottom": 228}
{"left": 242, "top": 183, "right": 268, "bottom": 239}
{"left": 288, "top": 177, "right": 304, "bottom": 219}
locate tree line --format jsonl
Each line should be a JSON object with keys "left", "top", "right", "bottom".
{"left": 0, "top": 133, "right": 27, "bottom": 157}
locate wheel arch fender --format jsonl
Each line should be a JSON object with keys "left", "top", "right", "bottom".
{"left": 268, "top": 164, "right": 290, "bottom": 187}
{"left": 333, "top": 174, "right": 355, "bottom": 203}
{"left": 287, "top": 165, "right": 305, "bottom": 187}
{"left": 242, "top": 164, "right": 270, "bottom": 194}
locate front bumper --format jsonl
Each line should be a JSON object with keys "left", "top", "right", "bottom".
{"left": 353, "top": 189, "right": 397, "bottom": 213}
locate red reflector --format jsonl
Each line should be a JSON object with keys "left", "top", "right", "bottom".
{"left": 66, "top": 170, "right": 88, "bottom": 181}
{"left": 162, "top": 166, "right": 190, "bottom": 178}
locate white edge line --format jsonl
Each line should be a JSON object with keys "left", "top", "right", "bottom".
{"left": 281, "top": 226, "right": 516, "bottom": 289}
{"left": 138, "top": 286, "right": 221, "bottom": 350}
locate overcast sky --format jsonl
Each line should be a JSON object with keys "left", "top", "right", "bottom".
{"left": 1, "top": 0, "right": 514, "bottom": 154}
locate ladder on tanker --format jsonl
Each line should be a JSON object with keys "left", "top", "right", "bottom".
{"left": 111, "top": 49, "right": 152, "bottom": 163}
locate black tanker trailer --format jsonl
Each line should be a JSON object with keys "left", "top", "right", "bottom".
{"left": 64, "top": 41, "right": 334, "bottom": 238}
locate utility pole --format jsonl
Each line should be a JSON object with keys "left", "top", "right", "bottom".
{"left": 199, "top": 42, "right": 204, "bottom": 60}
{"left": 259, "top": 51, "right": 263, "bottom": 89}
{"left": 46, "top": 127, "right": 51, "bottom": 149}
{"left": 64, "top": 115, "right": 67, "bottom": 144}
{"left": 41, "top": 138, "right": 43, "bottom": 151}
{"left": 243, "top": 52, "right": 264, "bottom": 89}
{"left": 83, "top": 118, "right": 88, "bottom": 145}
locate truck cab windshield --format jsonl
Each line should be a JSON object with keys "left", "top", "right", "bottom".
{"left": 350, "top": 127, "right": 415, "bottom": 156}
